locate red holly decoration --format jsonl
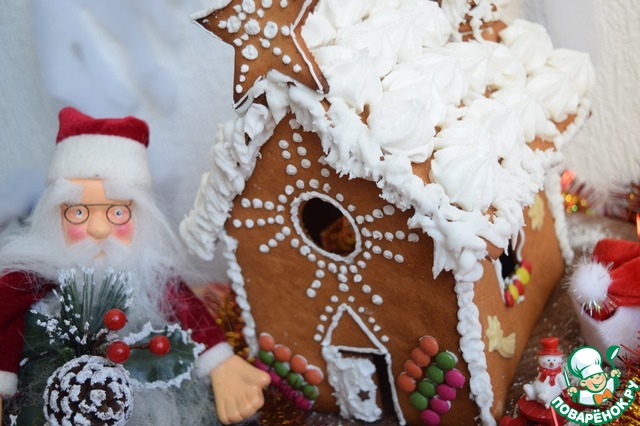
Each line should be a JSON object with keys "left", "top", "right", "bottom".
{"left": 103, "top": 309, "right": 128, "bottom": 331}
{"left": 149, "top": 336, "right": 171, "bottom": 356}
{"left": 107, "top": 341, "right": 131, "bottom": 363}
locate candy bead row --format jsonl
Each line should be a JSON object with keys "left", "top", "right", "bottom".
{"left": 504, "top": 258, "right": 532, "bottom": 307}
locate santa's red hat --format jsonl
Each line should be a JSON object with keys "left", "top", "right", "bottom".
{"left": 537, "top": 337, "right": 563, "bottom": 356}
{"left": 47, "top": 107, "right": 152, "bottom": 188}
{"left": 569, "top": 238, "right": 640, "bottom": 319}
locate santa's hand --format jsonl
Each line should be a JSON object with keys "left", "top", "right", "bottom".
{"left": 567, "top": 386, "right": 577, "bottom": 397}
{"left": 210, "top": 355, "right": 271, "bottom": 424}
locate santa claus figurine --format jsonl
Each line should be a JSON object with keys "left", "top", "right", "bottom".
{"left": 568, "top": 238, "right": 640, "bottom": 364}
{"left": 523, "top": 337, "right": 567, "bottom": 408}
{"left": 0, "top": 107, "right": 270, "bottom": 424}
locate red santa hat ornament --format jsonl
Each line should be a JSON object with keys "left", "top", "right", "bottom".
{"left": 47, "top": 107, "right": 152, "bottom": 189}
{"left": 537, "top": 337, "right": 563, "bottom": 356}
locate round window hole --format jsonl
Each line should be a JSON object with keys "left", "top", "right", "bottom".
{"left": 301, "top": 198, "right": 357, "bottom": 255}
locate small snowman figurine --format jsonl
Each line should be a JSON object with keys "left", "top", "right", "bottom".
{"left": 523, "top": 337, "right": 567, "bottom": 408}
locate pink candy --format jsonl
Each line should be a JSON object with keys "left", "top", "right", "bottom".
{"left": 436, "top": 384, "right": 456, "bottom": 400}
{"left": 253, "top": 360, "right": 268, "bottom": 371}
{"left": 420, "top": 409, "right": 441, "bottom": 426}
{"left": 444, "top": 369, "right": 465, "bottom": 389}
{"left": 429, "top": 397, "right": 451, "bottom": 415}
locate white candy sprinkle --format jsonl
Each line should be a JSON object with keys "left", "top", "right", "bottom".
{"left": 381, "top": 335, "right": 389, "bottom": 343}
{"left": 297, "top": 146, "right": 307, "bottom": 155}
{"left": 273, "top": 47, "right": 282, "bottom": 56}
{"left": 275, "top": 233, "right": 285, "bottom": 241}
{"left": 368, "top": 317, "right": 376, "bottom": 324}
{"left": 372, "top": 231, "right": 382, "bottom": 240}
{"left": 383, "top": 205, "right": 395, "bottom": 215}
{"left": 311, "top": 280, "right": 321, "bottom": 289}
{"left": 261, "top": 0, "right": 272, "bottom": 7}
{"left": 317, "top": 260, "right": 326, "bottom": 268}
{"left": 394, "top": 254, "right": 404, "bottom": 264}
{"left": 240, "top": 64, "right": 249, "bottom": 73}
{"left": 309, "top": 179, "right": 319, "bottom": 189}
{"left": 374, "top": 325, "right": 381, "bottom": 332}
{"left": 408, "top": 233, "right": 420, "bottom": 242}
{"left": 300, "top": 246, "right": 311, "bottom": 256}
{"left": 282, "top": 55, "right": 291, "bottom": 65}
{"left": 296, "top": 180, "right": 305, "bottom": 189}
{"left": 349, "top": 265, "right": 358, "bottom": 273}
{"left": 233, "top": 38, "right": 243, "bottom": 47}
{"left": 292, "top": 133, "right": 303, "bottom": 143}
{"left": 293, "top": 64, "right": 302, "bottom": 73}
{"left": 383, "top": 250, "right": 393, "bottom": 259}
{"left": 245, "top": 219, "right": 255, "bottom": 228}
{"left": 241, "top": 45, "right": 259, "bottom": 60}
{"left": 328, "top": 263, "right": 337, "bottom": 273}
{"left": 235, "top": 84, "right": 243, "bottom": 93}
{"left": 282, "top": 226, "right": 291, "bottom": 236}
{"left": 285, "top": 185, "right": 294, "bottom": 195}
{"left": 316, "top": 270, "right": 325, "bottom": 279}
{"left": 395, "top": 231, "right": 406, "bottom": 240}
{"left": 278, "top": 139, "right": 289, "bottom": 149}
{"left": 301, "top": 159, "right": 311, "bottom": 169}
{"left": 267, "top": 217, "right": 275, "bottom": 224}
{"left": 257, "top": 218, "right": 266, "bottom": 226}
{"left": 265, "top": 201, "right": 275, "bottom": 210}
{"left": 244, "top": 19, "right": 260, "bottom": 35}
{"left": 286, "top": 165, "right": 297, "bottom": 175}
{"left": 307, "top": 253, "right": 317, "bottom": 262}
{"left": 363, "top": 252, "right": 372, "bottom": 260}
{"left": 348, "top": 296, "right": 355, "bottom": 302}
{"left": 278, "top": 194, "right": 287, "bottom": 203}
{"left": 358, "top": 307, "right": 365, "bottom": 313}
{"left": 259, "top": 244, "right": 269, "bottom": 253}
{"left": 323, "top": 183, "right": 331, "bottom": 193}
{"left": 362, "top": 285, "right": 371, "bottom": 294}
{"left": 372, "top": 295, "right": 383, "bottom": 305}
{"left": 275, "top": 215, "right": 284, "bottom": 225}
{"left": 365, "top": 215, "right": 374, "bottom": 222}
{"left": 357, "top": 260, "right": 366, "bottom": 268}
{"left": 314, "top": 334, "right": 322, "bottom": 342}
{"left": 260, "top": 38, "right": 270, "bottom": 48}
{"left": 252, "top": 198, "right": 263, "bottom": 208}
{"left": 232, "top": 219, "right": 242, "bottom": 228}
{"left": 372, "top": 209, "right": 383, "bottom": 219}
{"left": 241, "top": 198, "right": 251, "bottom": 208}
{"left": 354, "top": 274, "right": 362, "bottom": 283}
{"left": 282, "top": 151, "right": 291, "bottom": 159}
{"left": 291, "top": 238, "right": 300, "bottom": 248}
{"left": 281, "top": 25, "right": 290, "bottom": 36}
{"left": 320, "top": 168, "right": 330, "bottom": 177}
{"left": 372, "top": 246, "right": 382, "bottom": 254}
{"left": 330, "top": 295, "right": 339, "bottom": 303}
{"left": 268, "top": 239, "right": 277, "bottom": 247}
{"left": 338, "top": 284, "right": 349, "bottom": 292}
{"left": 320, "top": 315, "right": 327, "bottom": 321}
{"left": 307, "top": 289, "right": 316, "bottom": 298}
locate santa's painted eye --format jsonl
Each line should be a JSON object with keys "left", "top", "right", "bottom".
{"left": 64, "top": 205, "right": 89, "bottom": 224}
{"left": 107, "top": 205, "right": 132, "bottom": 225}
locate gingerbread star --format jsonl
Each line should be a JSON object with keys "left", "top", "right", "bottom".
{"left": 194, "top": 0, "right": 328, "bottom": 108}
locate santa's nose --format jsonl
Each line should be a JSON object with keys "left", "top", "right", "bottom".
{"left": 86, "top": 214, "right": 112, "bottom": 240}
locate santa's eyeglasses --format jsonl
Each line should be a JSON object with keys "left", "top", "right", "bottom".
{"left": 63, "top": 203, "right": 132, "bottom": 225}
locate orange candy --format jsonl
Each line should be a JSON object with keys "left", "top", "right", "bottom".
{"left": 290, "top": 355, "right": 308, "bottom": 373}
{"left": 258, "top": 333, "right": 276, "bottom": 351}
{"left": 273, "top": 344, "right": 292, "bottom": 362}
{"left": 397, "top": 373, "right": 416, "bottom": 393}
{"left": 304, "top": 367, "right": 324, "bottom": 385}
{"left": 419, "top": 336, "right": 439, "bottom": 356}
{"left": 404, "top": 360, "right": 423, "bottom": 379}
{"left": 411, "top": 347, "right": 431, "bottom": 367}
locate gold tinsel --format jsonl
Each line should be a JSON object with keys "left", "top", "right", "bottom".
{"left": 611, "top": 340, "right": 640, "bottom": 426}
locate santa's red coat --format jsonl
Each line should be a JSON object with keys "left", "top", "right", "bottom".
{"left": 0, "top": 270, "right": 227, "bottom": 394}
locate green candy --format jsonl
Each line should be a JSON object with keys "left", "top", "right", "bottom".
{"left": 303, "top": 384, "right": 320, "bottom": 400}
{"left": 435, "top": 351, "right": 456, "bottom": 370}
{"left": 287, "top": 372, "right": 304, "bottom": 389}
{"left": 410, "top": 392, "right": 429, "bottom": 411}
{"left": 417, "top": 380, "right": 436, "bottom": 398}
{"left": 259, "top": 350, "right": 275, "bottom": 366}
{"left": 273, "top": 361, "right": 290, "bottom": 378}
{"left": 426, "top": 365, "right": 444, "bottom": 384}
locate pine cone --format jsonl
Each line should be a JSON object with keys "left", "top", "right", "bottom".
{"left": 43, "top": 355, "right": 133, "bottom": 426}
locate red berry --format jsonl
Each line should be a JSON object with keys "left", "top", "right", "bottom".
{"left": 106, "top": 341, "right": 131, "bottom": 363}
{"left": 149, "top": 336, "right": 171, "bottom": 356}
{"left": 103, "top": 309, "right": 127, "bottom": 331}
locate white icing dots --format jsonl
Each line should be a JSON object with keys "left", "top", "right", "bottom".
{"left": 320, "top": 315, "right": 327, "bottom": 321}
{"left": 325, "top": 306, "right": 333, "bottom": 313}
{"left": 309, "top": 179, "right": 319, "bottom": 189}
{"left": 368, "top": 317, "right": 376, "bottom": 324}
{"left": 339, "top": 284, "right": 349, "bottom": 292}
{"left": 307, "top": 253, "right": 317, "bottom": 262}
{"left": 328, "top": 263, "right": 338, "bottom": 273}
{"left": 374, "top": 325, "right": 381, "bottom": 332}
{"left": 261, "top": 0, "right": 272, "bottom": 8}
{"left": 297, "top": 146, "right": 307, "bottom": 156}
{"left": 383, "top": 250, "right": 393, "bottom": 259}
{"left": 284, "top": 185, "right": 294, "bottom": 195}
{"left": 240, "top": 64, "right": 249, "bottom": 73}
{"left": 275, "top": 232, "right": 285, "bottom": 241}
{"left": 293, "top": 64, "right": 302, "bottom": 73}
{"left": 281, "top": 25, "right": 290, "bottom": 36}
{"left": 395, "top": 231, "right": 406, "bottom": 240}
{"left": 316, "top": 270, "right": 325, "bottom": 279}
{"left": 282, "top": 151, "right": 291, "bottom": 159}
{"left": 233, "top": 38, "right": 242, "bottom": 47}
{"left": 235, "top": 84, "right": 243, "bottom": 93}
{"left": 372, "top": 295, "right": 383, "bottom": 305}
{"left": 296, "top": 180, "right": 305, "bottom": 189}
{"left": 322, "top": 183, "right": 331, "bottom": 193}
{"left": 281, "top": 226, "right": 291, "bottom": 236}
{"left": 317, "top": 260, "right": 326, "bottom": 269}
{"left": 330, "top": 296, "right": 338, "bottom": 303}
{"left": 372, "top": 231, "right": 382, "bottom": 240}
{"left": 383, "top": 205, "right": 396, "bottom": 216}
{"left": 348, "top": 296, "right": 355, "bottom": 303}
{"left": 241, "top": 198, "right": 251, "bottom": 208}
{"left": 353, "top": 274, "right": 362, "bottom": 283}
{"left": 349, "top": 265, "right": 358, "bottom": 273}
{"left": 301, "top": 159, "right": 311, "bottom": 169}
{"left": 300, "top": 245, "right": 311, "bottom": 256}
{"left": 245, "top": 219, "right": 255, "bottom": 228}
{"left": 381, "top": 336, "right": 389, "bottom": 343}
{"left": 363, "top": 252, "right": 372, "bottom": 260}
{"left": 362, "top": 285, "right": 371, "bottom": 294}
{"left": 372, "top": 246, "right": 382, "bottom": 255}
{"left": 292, "top": 133, "right": 303, "bottom": 143}
{"left": 357, "top": 260, "right": 366, "bottom": 269}
{"left": 267, "top": 217, "right": 275, "bottom": 224}
{"left": 365, "top": 215, "right": 374, "bottom": 223}
{"left": 264, "top": 21, "right": 278, "bottom": 39}
{"left": 320, "top": 168, "right": 330, "bottom": 178}
{"left": 244, "top": 19, "right": 260, "bottom": 35}
{"left": 242, "top": 0, "right": 256, "bottom": 13}
{"left": 286, "top": 165, "right": 298, "bottom": 176}
{"left": 394, "top": 254, "right": 404, "bottom": 264}
{"left": 278, "top": 140, "right": 289, "bottom": 149}
{"left": 282, "top": 55, "right": 291, "bottom": 65}
{"left": 265, "top": 201, "right": 275, "bottom": 210}
{"left": 347, "top": 205, "right": 356, "bottom": 212}
{"left": 275, "top": 215, "right": 285, "bottom": 225}
{"left": 273, "top": 47, "right": 282, "bottom": 56}
{"left": 311, "top": 280, "right": 321, "bottom": 289}
{"left": 291, "top": 238, "right": 300, "bottom": 248}
{"left": 356, "top": 216, "right": 364, "bottom": 225}
{"left": 226, "top": 16, "right": 241, "bottom": 33}
{"left": 259, "top": 244, "right": 269, "bottom": 253}
{"left": 241, "top": 45, "right": 259, "bottom": 60}
{"left": 268, "top": 239, "right": 277, "bottom": 247}
{"left": 384, "top": 232, "right": 394, "bottom": 241}
{"left": 358, "top": 307, "right": 365, "bottom": 313}
{"left": 336, "top": 193, "right": 344, "bottom": 202}
{"left": 280, "top": 0, "right": 288, "bottom": 7}
{"left": 232, "top": 219, "right": 242, "bottom": 228}
{"left": 257, "top": 218, "right": 266, "bottom": 227}
{"left": 314, "top": 334, "right": 322, "bottom": 342}
{"left": 372, "top": 209, "right": 383, "bottom": 219}
{"left": 278, "top": 194, "right": 287, "bottom": 204}
{"left": 408, "top": 233, "right": 420, "bottom": 242}
{"left": 307, "top": 289, "right": 316, "bottom": 298}
{"left": 252, "top": 198, "right": 263, "bottom": 209}
{"left": 257, "top": 9, "right": 264, "bottom": 18}
{"left": 239, "top": 75, "right": 246, "bottom": 82}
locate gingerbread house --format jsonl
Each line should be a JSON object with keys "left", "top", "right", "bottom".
{"left": 181, "top": 0, "right": 594, "bottom": 424}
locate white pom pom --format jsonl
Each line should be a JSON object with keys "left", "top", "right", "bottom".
{"left": 569, "top": 261, "right": 612, "bottom": 306}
